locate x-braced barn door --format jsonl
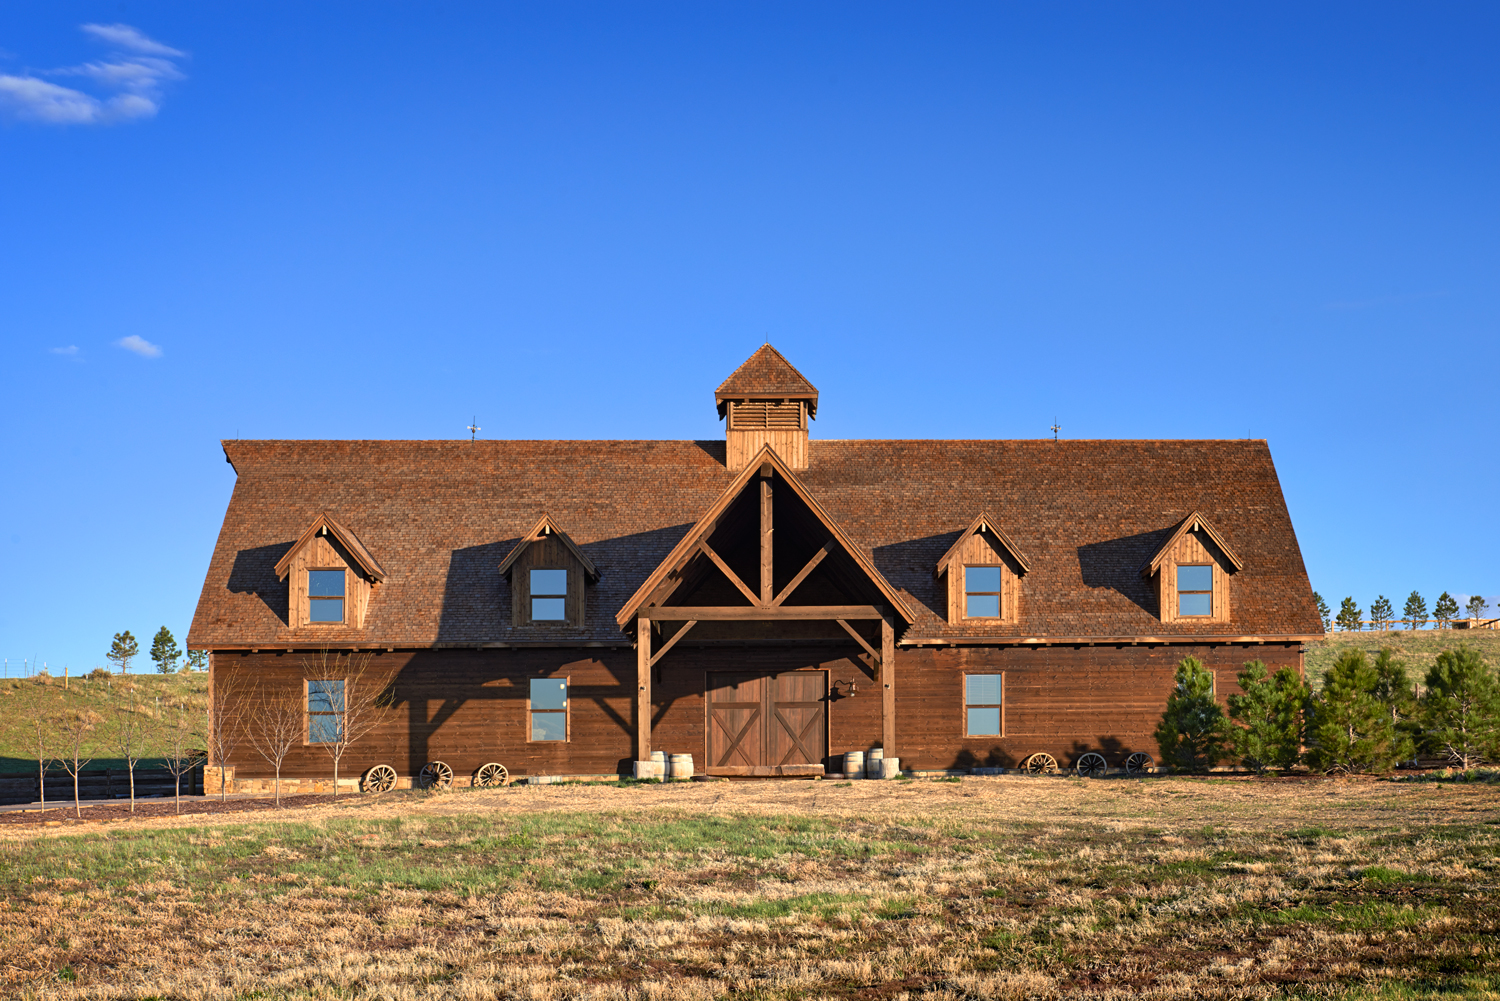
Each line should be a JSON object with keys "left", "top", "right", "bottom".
{"left": 707, "top": 671, "right": 826, "bottom": 776}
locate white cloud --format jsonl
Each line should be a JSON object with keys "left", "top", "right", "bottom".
{"left": 117, "top": 335, "right": 162, "bottom": 358}
{"left": 0, "top": 23, "right": 184, "bottom": 126}
{"left": 50, "top": 345, "right": 79, "bottom": 356}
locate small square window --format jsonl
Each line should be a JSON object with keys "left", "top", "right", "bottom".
{"left": 964, "top": 673, "right": 1003, "bottom": 736}
{"left": 1177, "top": 565, "right": 1213, "bottom": 616}
{"left": 530, "top": 677, "right": 568, "bottom": 741}
{"left": 530, "top": 569, "right": 568, "bottom": 621}
{"left": 965, "top": 565, "right": 1003, "bottom": 618}
{"left": 308, "top": 570, "right": 345, "bottom": 623}
{"left": 308, "top": 679, "right": 344, "bottom": 743}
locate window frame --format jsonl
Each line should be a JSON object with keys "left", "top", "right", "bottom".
{"left": 305, "top": 678, "right": 345, "bottom": 745}
{"left": 528, "top": 567, "right": 569, "bottom": 624}
{"left": 963, "top": 672, "right": 1004, "bottom": 737}
{"left": 963, "top": 565, "right": 1004, "bottom": 620}
{"left": 1176, "top": 563, "right": 1214, "bottom": 618}
{"left": 307, "top": 567, "right": 347, "bottom": 625}
{"left": 528, "top": 676, "right": 570, "bottom": 742}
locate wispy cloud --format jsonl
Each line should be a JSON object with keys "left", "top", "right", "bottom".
{"left": 116, "top": 335, "right": 162, "bottom": 358}
{"left": 0, "top": 23, "right": 185, "bottom": 125}
{"left": 50, "top": 345, "right": 80, "bottom": 356}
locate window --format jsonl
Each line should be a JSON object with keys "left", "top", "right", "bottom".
{"left": 308, "top": 679, "right": 344, "bottom": 743}
{"left": 965, "top": 674, "right": 1003, "bottom": 736}
{"left": 1177, "top": 565, "right": 1213, "bottom": 617}
{"left": 530, "top": 678, "right": 568, "bottom": 740}
{"left": 309, "top": 569, "right": 345, "bottom": 623}
{"left": 530, "top": 569, "right": 568, "bottom": 621}
{"left": 965, "top": 566, "right": 1003, "bottom": 618}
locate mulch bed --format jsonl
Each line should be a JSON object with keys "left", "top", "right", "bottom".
{"left": 0, "top": 791, "right": 394, "bottom": 828}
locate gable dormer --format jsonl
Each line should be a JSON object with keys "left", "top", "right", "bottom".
{"left": 273, "top": 513, "right": 386, "bottom": 629}
{"left": 497, "top": 515, "right": 600, "bottom": 628}
{"left": 1140, "top": 511, "right": 1244, "bottom": 624}
{"left": 934, "top": 513, "right": 1031, "bottom": 624}
{"left": 715, "top": 344, "right": 818, "bottom": 472}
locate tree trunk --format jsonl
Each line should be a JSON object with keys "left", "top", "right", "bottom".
{"left": 128, "top": 762, "right": 136, "bottom": 813}
{"left": 73, "top": 769, "right": 80, "bottom": 819}
{"left": 175, "top": 773, "right": 181, "bottom": 814}
{"left": 274, "top": 763, "right": 282, "bottom": 807}
{"left": 333, "top": 754, "right": 340, "bottom": 800}
{"left": 38, "top": 761, "right": 44, "bottom": 808}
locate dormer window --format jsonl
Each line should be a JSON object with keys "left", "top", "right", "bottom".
{"left": 530, "top": 569, "right": 568, "bottom": 621}
{"left": 1176, "top": 565, "right": 1213, "bottom": 617}
{"left": 308, "top": 570, "right": 346, "bottom": 623}
{"left": 965, "top": 566, "right": 1003, "bottom": 618}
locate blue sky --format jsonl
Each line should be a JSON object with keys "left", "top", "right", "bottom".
{"left": 2, "top": 3, "right": 1497, "bottom": 675}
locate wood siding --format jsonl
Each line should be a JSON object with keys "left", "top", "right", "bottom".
{"left": 726, "top": 402, "right": 809, "bottom": 471}
{"left": 286, "top": 534, "right": 372, "bottom": 629}
{"left": 1155, "top": 528, "right": 1232, "bottom": 624}
{"left": 509, "top": 535, "right": 587, "bottom": 628}
{"left": 944, "top": 533, "right": 1020, "bottom": 624}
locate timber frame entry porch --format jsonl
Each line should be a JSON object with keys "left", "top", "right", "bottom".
{"left": 620, "top": 446, "right": 912, "bottom": 772}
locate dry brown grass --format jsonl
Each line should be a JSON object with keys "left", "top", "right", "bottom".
{"left": 1, "top": 774, "right": 1497, "bottom": 999}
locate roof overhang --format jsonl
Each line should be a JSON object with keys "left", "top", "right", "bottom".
{"left": 497, "top": 514, "right": 601, "bottom": 582}
{"left": 273, "top": 512, "right": 387, "bottom": 583}
{"left": 934, "top": 511, "right": 1032, "bottom": 577}
{"left": 1140, "top": 510, "right": 1244, "bottom": 578}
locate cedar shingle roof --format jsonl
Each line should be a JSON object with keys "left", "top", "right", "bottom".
{"left": 715, "top": 344, "right": 819, "bottom": 417}
{"left": 187, "top": 438, "right": 1322, "bottom": 649}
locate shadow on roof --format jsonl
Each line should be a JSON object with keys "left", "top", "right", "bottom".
{"left": 1076, "top": 530, "right": 1171, "bottom": 618}
{"left": 227, "top": 542, "right": 295, "bottom": 627}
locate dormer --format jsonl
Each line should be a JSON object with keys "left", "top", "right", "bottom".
{"left": 715, "top": 344, "right": 818, "bottom": 472}
{"left": 935, "top": 513, "right": 1031, "bottom": 625}
{"left": 1141, "top": 511, "right": 1244, "bottom": 624}
{"left": 273, "top": 513, "right": 386, "bottom": 629}
{"left": 497, "top": 515, "right": 601, "bottom": 628}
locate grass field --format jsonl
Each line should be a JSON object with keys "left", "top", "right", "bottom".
{"left": 2, "top": 775, "right": 1497, "bottom": 1000}
{"left": 1304, "top": 630, "right": 1500, "bottom": 689}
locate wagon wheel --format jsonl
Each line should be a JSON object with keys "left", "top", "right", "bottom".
{"left": 418, "top": 761, "right": 454, "bottom": 790}
{"left": 1076, "top": 752, "right": 1108, "bottom": 778}
{"left": 1024, "top": 752, "right": 1058, "bottom": 775}
{"left": 1325, "top": 765, "right": 1350, "bottom": 778}
{"left": 474, "top": 762, "right": 509, "bottom": 787}
{"left": 361, "top": 763, "right": 397, "bottom": 793}
{"left": 1125, "top": 752, "right": 1155, "bottom": 777}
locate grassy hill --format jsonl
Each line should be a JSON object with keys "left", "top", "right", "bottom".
{"left": 1304, "top": 628, "right": 1500, "bottom": 689}
{"left": 0, "top": 671, "right": 209, "bottom": 774}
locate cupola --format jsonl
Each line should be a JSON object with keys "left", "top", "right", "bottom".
{"left": 715, "top": 344, "right": 817, "bottom": 471}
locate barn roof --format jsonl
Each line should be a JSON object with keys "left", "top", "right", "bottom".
{"left": 714, "top": 344, "right": 820, "bottom": 417}
{"left": 188, "top": 437, "right": 1322, "bottom": 649}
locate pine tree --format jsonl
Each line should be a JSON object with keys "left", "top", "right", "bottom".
{"left": 186, "top": 650, "right": 209, "bottom": 672}
{"left": 1305, "top": 649, "right": 1402, "bottom": 773}
{"left": 1226, "top": 660, "right": 1308, "bottom": 772}
{"left": 1313, "top": 592, "right": 1331, "bottom": 631}
{"left": 1154, "top": 657, "right": 1229, "bottom": 772}
{"left": 1402, "top": 591, "right": 1428, "bottom": 630}
{"left": 1335, "top": 597, "right": 1363, "bottom": 632}
{"left": 149, "top": 627, "right": 181, "bottom": 675}
{"left": 1466, "top": 595, "right": 1490, "bottom": 622}
{"left": 1369, "top": 595, "right": 1394, "bottom": 631}
{"left": 1421, "top": 647, "right": 1500, "bottom": 769}
{"left": 106, "top": 631, "right": 139, "bottom": 675}
{"left": 1434, "top": 592, "right": 1460, "bottom": 628}
{"left": 1370, "top": 648, "right": 1418, "bottom": 765}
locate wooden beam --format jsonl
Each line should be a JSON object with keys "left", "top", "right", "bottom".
{"left": 760, "top": 476, "right": 773, "bottom": 605}
{"left": 641, "top": 605, "right": 883, "bottom": 621}
{"left": 881, "top": 617, "right": 896, "bottom": 758}
{"left": 772, "top": 539, "right": 831, "bottom": 606}
{"left": 636, "top": 617, "right": 651, "bottom": 762}
{"left": 649, "top": 620, "right": 696, "bottom": 668}
{"left": 835, "top": 618, "right": 880, "bottom": 663}
{"left": 698, "top": 541, "right": 762, "bottom": 607}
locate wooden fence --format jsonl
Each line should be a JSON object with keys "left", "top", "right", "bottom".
{"left": 0, "top": 764, "right": 204, "bottom": 807}
{"left": 1330, "top": 619, "right": 1499, "bottom": 632}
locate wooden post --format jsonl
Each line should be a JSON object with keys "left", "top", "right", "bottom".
{"left": 759, "top": 473, "right": 773, "bottom": 605}
{"left": 636, "top": 617, "right": 652, "bottom": 762}
{"left": 881, "top": 617, "right": 896, "bottom": 756}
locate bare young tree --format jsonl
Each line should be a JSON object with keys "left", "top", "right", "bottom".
{"left": 160, "top": 701, "right": 206, "bottom": 814}
{"left": 205, "top": 662, "right": 243, "bottom": 801}
{"left": 56, "top": 706, "right": 102, "bottom": 819}
{"left": 245, "top": 677, "right": 306, "bottom": 807}
{"left": 111, "top": 693, "right": 151, "bottom": 813}
{"left": 28, "top": 711, "right": 55, "bottom": 809}
{"left": 301, "top": 649, "right": 391, "bottom": 798}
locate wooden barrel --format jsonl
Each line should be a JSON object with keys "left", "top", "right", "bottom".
{"left": 667, "top": 753, "right": 694, "bottom": 779}
{"left": 650, "top": 751, "right": 666, "bottom": 767}
{"left": 843, "top": 751, "right": 865, "bottom": 778}
{"left": 866, "top": 748, "right": 884, "bottom": 778}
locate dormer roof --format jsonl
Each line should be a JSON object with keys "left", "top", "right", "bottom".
{"left": 934, "top": 512, "right": 1032, "bottom": 576}
{"left": 715, "top": 344, "right": 819, "bottom": 418}
{"left": 272, "top": 512, "right": 386, "bottom": 582}
{"left": 497, "top": 514, "right": 601, "bottom": 582}
{"left": 1140, "top": 510, "right": 1244, "bottom": 578}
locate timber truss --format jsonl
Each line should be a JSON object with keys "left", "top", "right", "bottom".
{"left": 617, "top": 445, "right": 914, "bottom": 761}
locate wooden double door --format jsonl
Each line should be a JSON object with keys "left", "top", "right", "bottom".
{"left": 706, "top": 671, "right": 827, "bottom": 776}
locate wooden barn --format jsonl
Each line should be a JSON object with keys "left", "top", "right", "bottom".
{"left": 187, "top": 345, "right": 1323, "bottom": 789}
